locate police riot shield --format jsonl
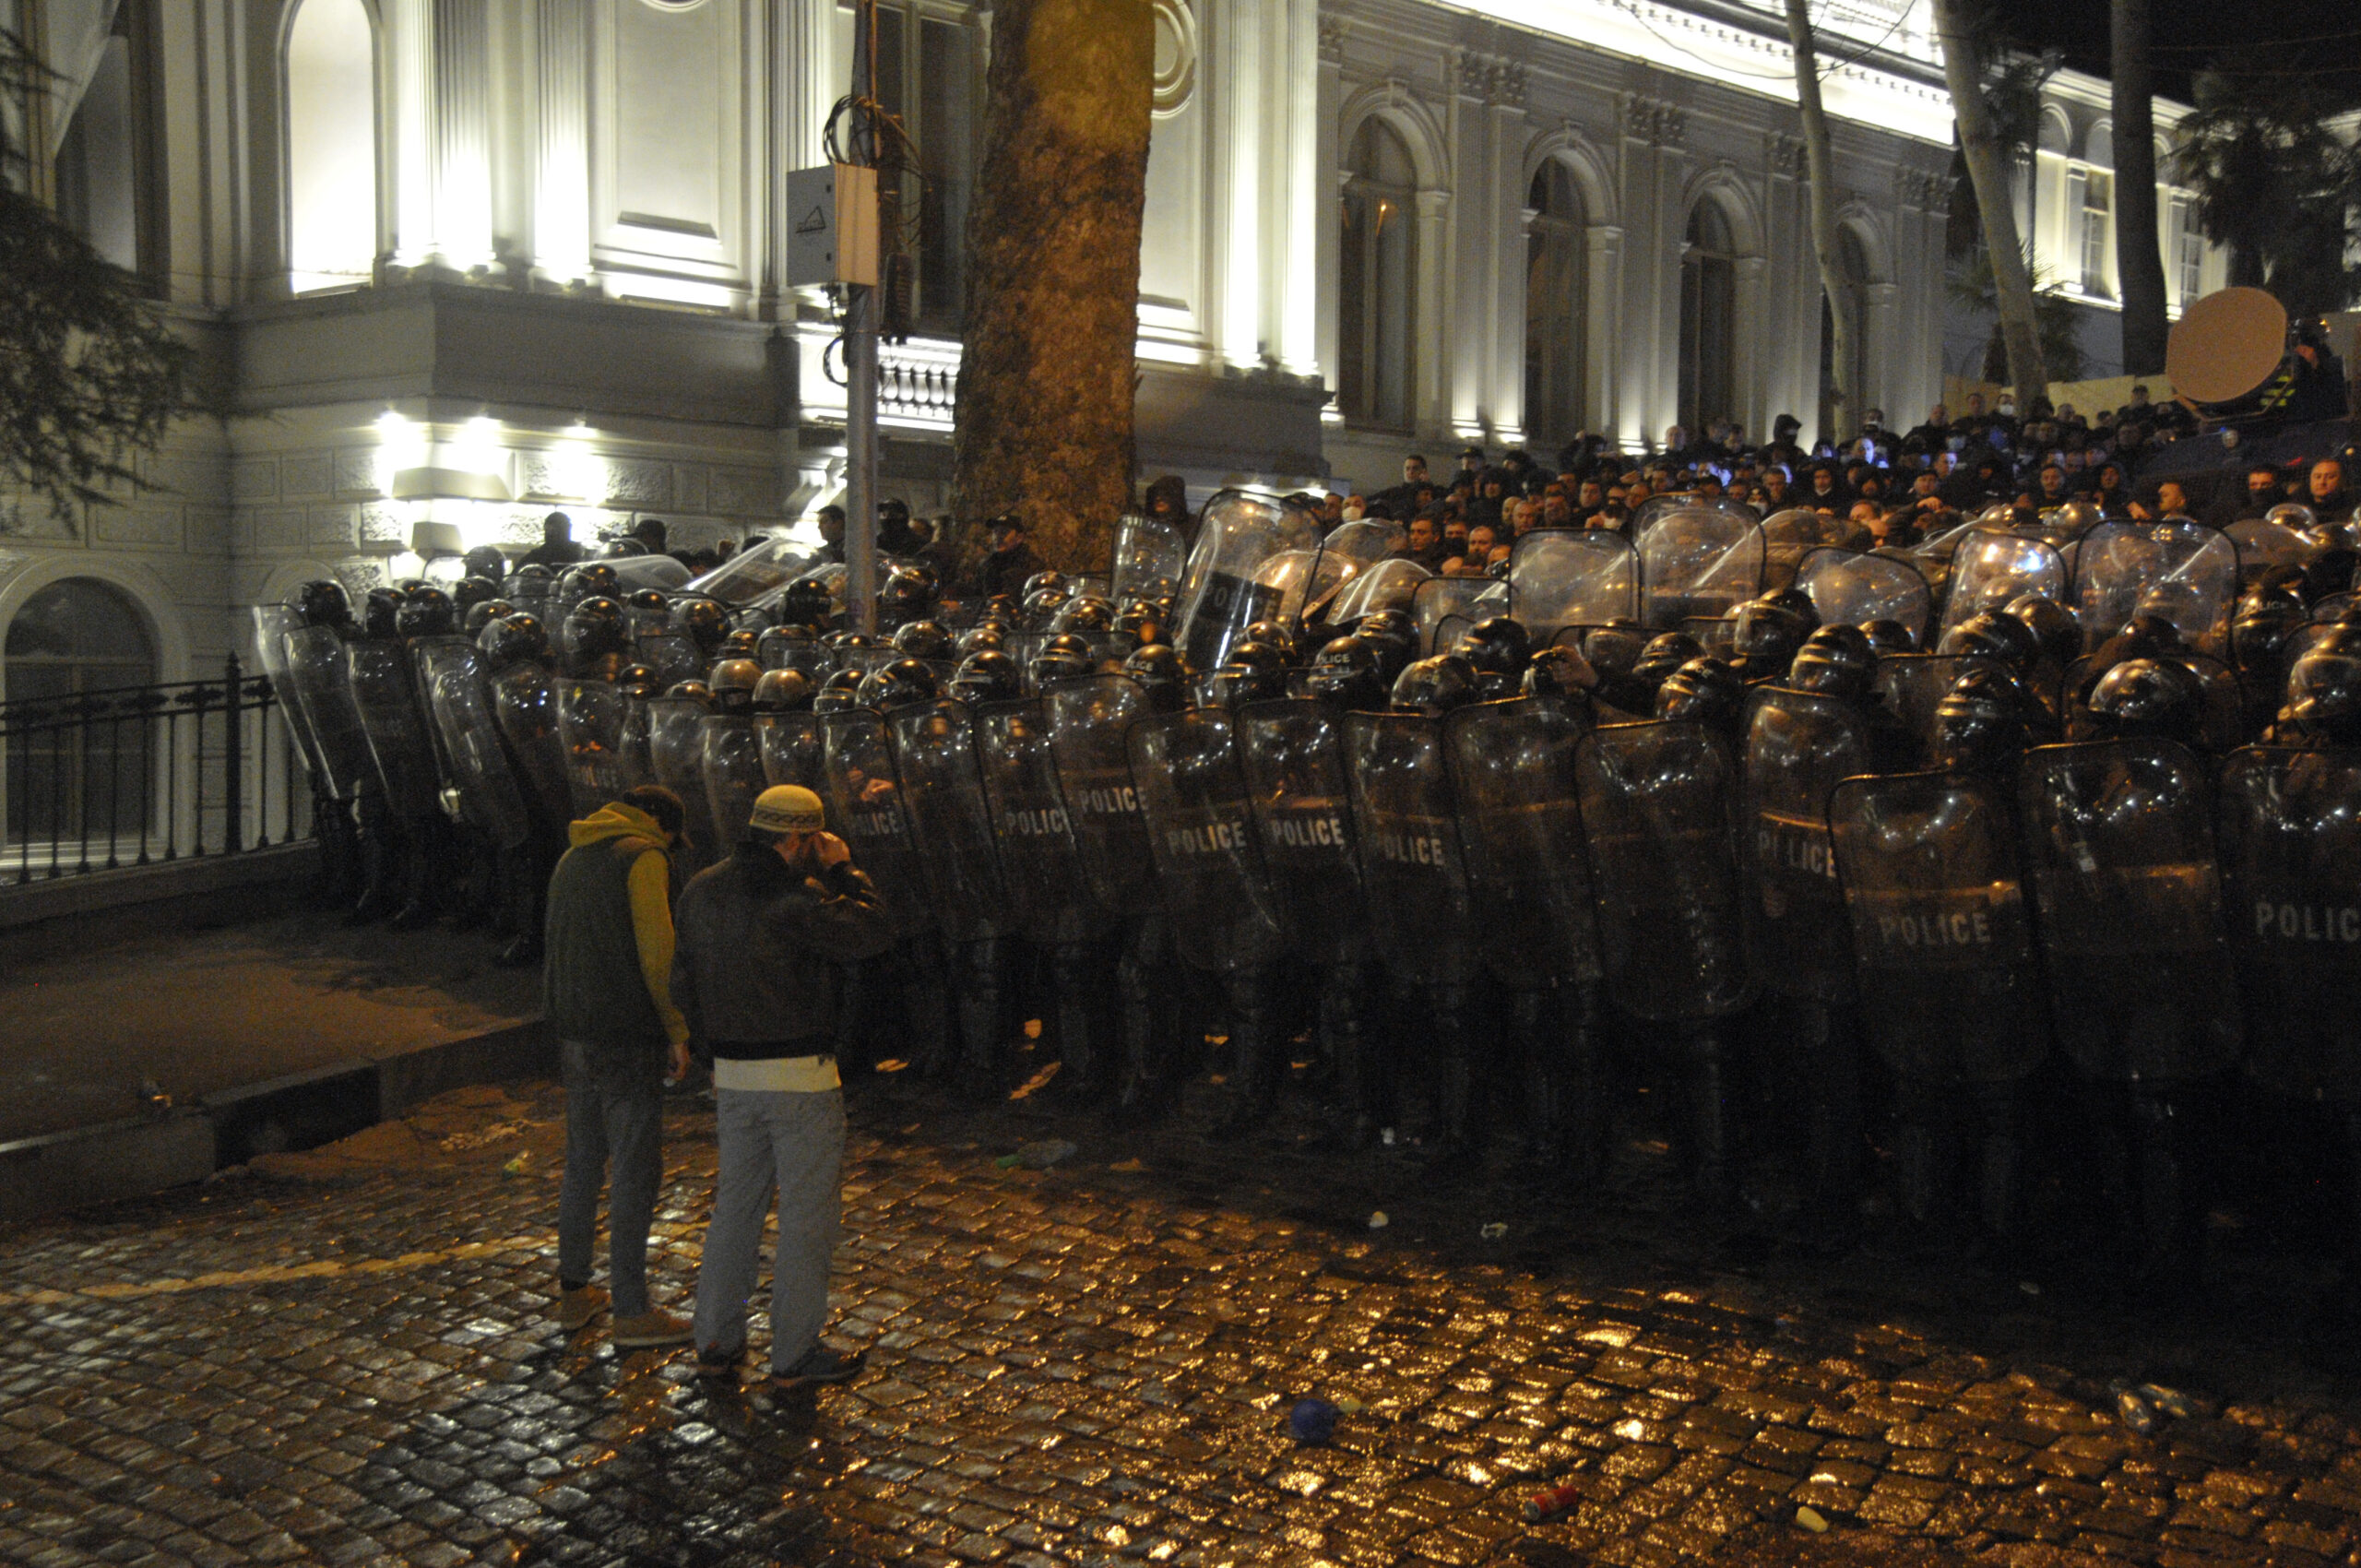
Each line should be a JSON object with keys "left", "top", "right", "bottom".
{"left": 1741, "top": 687, "right": 1873, "bottom": 1002}
{"left": 1171, "top": 489, "right": 1325, "bottom": 672}
{"left": 975, "top": 698, "right": 1096, "bottom": 944}
{"left": 1044, "top": 674, "right": 1159, "bottom": 914}
{"left": 1871, "top": 653, "right": 1986, "bottom": 758}
{"left": 635, "top": 627, "right": 705, "bottom": 690}
{"left": 486, "top": 661, "right": 575, "bottom": 832}
{"left": 1236, "top": 699, "right": 1367, "bottom": 967}
{"left": 1508, "top": 530, "right": 1640, "bottom": 640}
{"left": 1411, "top": 577, "right": 1496, "bottom": 653}
{"left": 345, "top": 639, "right": 441, "bottom": 817}
{"left": 888, "top": 699, "right": 1010, "bottom": 946}
{"left": 1638, "top": 507, "right": 1765, "bottom": 629}
{"left": 646, "top": 695, "right": 724, "bottom": 868}
{"left": 701, "top": 713, "right": 765, "bottom": 850}
{"left": 1323, "top": 518, "right": 1408, "bottom": 568}
{"left": 1761, "top": 509, "right": 1853, "bottom": 590}
{"left": 2016, "top": 737, "right": 2240, "bottom": 1082}
{"left": 1572, "top": 719, "right": 1752, "bottom": 1022}
{"left": 1326, "top": 557, "right": 1432, "bottom": 624}
{"left": 818, "top": 707, "right": 931, "bottom": 938}
{"left": 504, "top": 572, "right": 555, "bottom": 625}
{"left": 617, "top": 694, "right": 656, "bottom": 789}
{"left": 1111, "top": 511, "right": 1188, "bottom": 603}
{"left": 2071, "top": 520, "right": 2238, "bottom": 653}
{"left": 681, "top": 538, "right": 814, "bottom": 606}
{"left": 1126, "top": 707, "right": 1287, "bottom": 974}
{"left": 556, "top": 678, "right": 630, "bottom": 817}
{"left": 1443, "top": 697, "right": 1601, "bottom": 987}
{"left": 1796, "top": 548, "right": 1934, "bottom": 646}
{"left": 1937, "top": 530, "right": 2068, "bottom": 641}
{"left": 2217, "top": 747, "right": 2361, "bottom": 1100}
{"left": 754, "top": 710, "right": 825, "bottom": 792}
{"left": 757, "top": 635, "right": 835, "bottom": 679}
{"left": 415, "top": 638, "right": 535, "bottom": 848}
{"left": 1343, "top": 711, "right": 1477, "bottom": 987}
{"left": 2226, "top": 518, "right": 2310, "bottom": 588}
{"left": 251, "top": 607, "right": 327, "bottom": 782}
{"left": 1827, "top": 770, "right": 2045, "bottom": 1085}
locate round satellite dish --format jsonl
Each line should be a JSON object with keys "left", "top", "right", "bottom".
{"left": 2166, "top": 286, "right": 2288, "bottom": 407}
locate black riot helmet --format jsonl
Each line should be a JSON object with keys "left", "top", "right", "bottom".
{"left": 461, "top": 546, "right": 508, "bottom": 583}
{"left": 396, "top": 587, "right": 456, "bottom": 639}
{"left": 855, "top": 657, "right": 944, "bottom": 712}
{"left": 1390, "top": 653, "right": 1478, "bottom": 716}
{"left": 673, "top": 596, "right": 732, "bottom": 655}
{"left": 955, "top": 624, "right": 1006, "bottom": 658}
{"left": 1020, "top": 586, "right": 1071, "bottom": 629}
{"left": 1029, "top": 631, "right": 1097, "bottom": 687}
{"left": 1224, "top": 638, "right": 1289, "bottom": 676}
{"left": 892, "top": 619, "right": 955, "bottom": 661}
{"left": 950, "top": 649, "right": 1024, "bottom": 705}
{"left": 756, "top": 624, "right": 817, "bottom": 666}
{"left": 1203, "top": 660, "right": 1289, "bottom": 709}
{"left": 1023, "top": 570, "right": 1069, "bottom": 600}
{"left": 510, "top": 562, "right": 557, "bottom": 592}
{"left": 2085, "top": 658, "right": 2206, "bottom": 749}
{"left": 479, "top": 612, "right": 551, "bottom": 671}
{"left": 1356, "top": 610, "right": 1418, "bottom": 673}
{"left": 617, "top": 662, "right": 660, "bottom": 699}
{"left": 2288, "top": 626, "right": 2361, "bottom": 746}
{"left": 1937, "top": 609, "right": 2043, "bottom": 671}
{"left": 1241, "top": 619, "right": 1302, "bottom": 665}
{"left": 752, "top": 668, "right": 814, "bottom": 713}
{"left": 1522, "top": 644, "right": 1599, "bottom": 703}
{"left": 451, "top": 576, "right": 499, "bottom": 614}
{"left": 463, "top": 597, "right": 516, "bottom": 636}
{"left": 563, "top": 597, "right": 632, "bottom": 670}
{"left": 825, "top": 631, "right": 875, "bottom": 672}
{"left": 293, "top": 578, "right": 352, "bottom": 628}
{"left": 877, "top": 563, "right": 940, "bottom": 627}
{"left": 777, "top": 576, "right": 836, "bottom": 630}
{"left": 2004, "top": 593, "right": 2083, "bottom": 669}
{"left": 1054, "top": 596, "right": 1119, "bottom": 636}
{"left": 813, "top": 667, "right": 867, "bottom": 714}
{"left": 708, "top": 658, "right": 764, "bottom": 715}
{"left": 1655, "top": 657, "right": 1745, "bottom": 729}
{"left": 1581, "top": 620, "right": 1652, "bottom": 687}
{"left": 1633, "top": 632, "right": 1706, "bottom": 692}
{"left": 1859, "top": 618, "right": 1917, "bottom": 657}
{"left": 1787, "top": 623, "right": 1878, "bottom": 702}
{"left": 982, "top": 593, "right": 1024, "bottom": 624}
{"left": 1304, "top": 635, "right": 1389, "bottom": 711}
{"left": 362, "top": 587, "right": 403, "bottom": 639}
{"left": 1112, "top": 600, "right": 1167, "bottom": 651}
{"left": 1122, "top": 644, "right": 1192, "bottom": 712}
{"left": 559, "top": 562, "right": 622, "bottom": 606}
{"left": 720, "top": 628, "right": 762, "bottom": 660}
{"left": 1929, "top": 664, "right": 2031, "bottom": 774}
{"left": 1453, "top": 616, "right": 1533, "bottom": 679}
{"left": 624, "top": 588, "right": 672, "bottom": 630}
{"left": 666, "top": 680, "right": 714, "bottom": 707}
{"left": 2231, "top": 595, "right": 2308, "bottom": 691}
{"left": 1728, "top": 595, "right": 1818, "bottom": 678}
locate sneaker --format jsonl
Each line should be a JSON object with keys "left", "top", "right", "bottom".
{"left": 554, "top": 1284, "right": 607, "bottom": 1332}
{"left": 611, "top": 1309, "right": 694, "bottom": 1349}
{"left": 769, "top": 1344, "right": 866, "bottom": 1391}
{"left": 693, "top": 1344, "right": 746, "bottom": 1382}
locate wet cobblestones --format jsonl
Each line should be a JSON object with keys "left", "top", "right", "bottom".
{"left": 6, "top": 1072, "right": 2361, "bottom": 1568}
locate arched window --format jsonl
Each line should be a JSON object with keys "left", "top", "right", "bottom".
{"left": 5, "top": 580, "right": 159, "bottom": 849}
{"left": 1817, "top": 226, "right": 1873, "bottom": 443}
{"left": 1679, "top": 199, "right": 1738, "bottom": 434}
{"left": 1525, "top": 161, "right": 1585, "bottom": 447}
{"left": 1340, "top": 119, "right": 1418, "bottom": 429}
{"left": 286, "top": 0, "right": 380, "bottom": 293}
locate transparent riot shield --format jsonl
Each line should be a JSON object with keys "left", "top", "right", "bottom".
{"left": 1328, "top": 557, "right": 1432, "bottom": 624}
{"left": 682, "top": 538, "right": 815, "bottom": 606}
{"left": 2071, "top": 520, "right": 2238, "bottom": 653}
{"left": 754, "top": 710, "right": 825, "bottom": 791}
{"left": 1796, "top": 548, "right": 1934, "bottom": 645}
{"left": 635, "top": 628, "right": 705, "bottom": 691}
{"left": 1828, "top": 770, "right": 2046, "bottom": 1084}
{"left": 609, "top": 553, "right": 694, "bottom": 594}
{"left": 1236, "top": 699, "right": 1366, "bottom": 967}
{"left": 345, "top": 638, "right": 441, "bottom": 817}
{"left": 646, "top": 695, "right": 724, "bottom": 868}
{"left": 888, "top": 699, "right": 1010, "bottom": 946}
{"left": 2226, "top": 519, "right": 2310, "bottom": 588}
{"left": 1631, "top": 493, "right": 1757, "bottom": 540}
{"left": 1171, "top": 489, "right": 1325, "bottom": 671}
{"left": 1411, "top": 577, "right": 1496, "bottom": 653}
{"left": 1870, "top": 653, "right": 1987, "bottom": 757}
{"left": 251, "top": 607, "right": 327, "bottom": 781}
{"left": 2016, "top": 737, "right": 2240, "bottom": 1082}
{"left": 556, "top": 679, "right": 631, "bottom": 817}
{"left": 1044, "top": 674, "right": 1158, "bottom": 914}
{"left": 1444, "top": 697, "right": 1601, "bottom": 987}
{"left": 1258, "top": 547, "right": 1359, "bottom": 629}
{"left": 757, "top": 635, "right": 835, "bottom": 679}
{"left": 1638, "top": 507, "right": 1765, "bottom": 629}
{"left": 504, "top": 572, "right": 555, "bottom": 625}
{"left": 2059, "top": 652, "right": 2241, "bottom": 751}
{"left": 1741, "top": 687, "right": 1873, "bottom": 1002}
{"left": 1761, "top": 509, "right": 1854, "bottom": 590}
{"left": 819, "top": 707, "right": 931, "bottom": 938}
{"left": 1937, "top": 530, "right": 2068, "bottom": 641}
{"left": 1126, "top": 707, "right": 1287, "bottom": 974}
{"left": 976, "top": 698, "right": 1096, "bottom": 944}
{"left": 618, "top": 694, "right": 655, "bottom": 789}
{"left": 1343, "top": 710, "right": 1477, "bottom": 986}
{"left": 1111, "top": 511, "right": 1188, "bottom": 603}
{"left": 701, "top": 712, "right": 765, "bottom": 850}
{"left": 1572, "top": 719, "right": 1752, "bottom": 1021}
{"left": 1508, "top": 530, "right": 1639, "bottom": 640}
{"left": 2218, "top": 747, "right": 2361, "bottom": 1100}
{"left": 415, "top": 639, "right": 534, "bottom": 848}
{"left": 486, "top": 662, "right": 575, "bottom": 832}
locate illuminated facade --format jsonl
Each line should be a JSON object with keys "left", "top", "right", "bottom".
{"left": 0, "top": 0, "right": 2219, "bottom": 683}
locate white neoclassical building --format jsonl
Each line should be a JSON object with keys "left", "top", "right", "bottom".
{"left": 0, "top": 0, "right": 2225, "bottom": 700}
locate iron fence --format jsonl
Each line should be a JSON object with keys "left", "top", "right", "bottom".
{"left": 0, "top": 655, "right": 314, "bottom": 885}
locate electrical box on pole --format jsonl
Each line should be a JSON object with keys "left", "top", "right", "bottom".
{"left": 786, "top": 164, "right": 880, "bottom": 288}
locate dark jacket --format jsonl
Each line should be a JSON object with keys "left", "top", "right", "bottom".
{"left": 977, "top": 540, "right": 1047, "bottom": 600}
{"left": 542, "top": 805, "right": 689, "bottom": 1059}
{"left": 670, "top": 846, "right": 895, "bottom": 1057}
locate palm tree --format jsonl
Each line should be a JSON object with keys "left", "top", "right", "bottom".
{"left": 1948, "top": 248, "right": 2087, "bottom": 385}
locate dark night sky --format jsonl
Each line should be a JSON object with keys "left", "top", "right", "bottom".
{"left": 1988, "top": 0, "right": 2361, "bottom": 105}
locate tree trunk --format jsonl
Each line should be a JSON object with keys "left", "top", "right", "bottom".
{"left": 1933, "top": 0, "right": 2047, "bottom": 410}
{"left": 2110, "top": 0, "right": 2170, "bottom": 376}
{"left": 1786, "top": 0, "right": 1857, "bottom": 445}
{"left": 949, "top": 0, "right": 1153, "bottom": 579}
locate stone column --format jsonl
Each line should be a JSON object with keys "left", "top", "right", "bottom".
{"left": 388, "top": 0, "right": 435, "bottom": 267}
{"left": 433, "top": 0, "right": 492, "bottom": 267}
{"left": 1584, "top": 223, "right": 1623, "bottom": 440}
{"left": 1416, "top": 186, "right": 1452, "bottom": 434}
{"left": 533, "top": 0, "right": 588, "bottom": 284}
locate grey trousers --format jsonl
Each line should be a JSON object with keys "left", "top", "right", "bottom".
{"left": 556, "top": 1039, "right": 665, "bottom": 1318}
{"left": 693, "top": 1087, "right": 846, "bottom": 1373}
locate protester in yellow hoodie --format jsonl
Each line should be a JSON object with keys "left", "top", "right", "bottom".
{"left": 541, "top": 786, "right": 694, "bottom": 1348}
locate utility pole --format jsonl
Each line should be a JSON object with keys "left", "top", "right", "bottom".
{"left": 843, "top": 0, "right": 882, "bottom": 635}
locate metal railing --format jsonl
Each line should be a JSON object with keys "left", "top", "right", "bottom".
{"left": 0, "top": 655, "right": 314, "bottom": 885}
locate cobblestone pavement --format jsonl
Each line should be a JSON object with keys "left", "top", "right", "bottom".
{"left": 7, "top": 1057, "right": 2361, "bottom": 1568}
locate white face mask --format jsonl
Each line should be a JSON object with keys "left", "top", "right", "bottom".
{"left": 1996, "top": 399, "right": 2016, "bottom": 417}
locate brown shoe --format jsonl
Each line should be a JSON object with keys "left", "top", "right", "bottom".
{"left": 554, "top": 1284, "right": 607, "bottom": 1333}
{"left": 612, "top": 1309, "right": 694, "bottom": 1349}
